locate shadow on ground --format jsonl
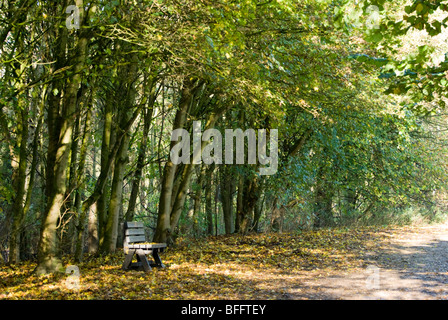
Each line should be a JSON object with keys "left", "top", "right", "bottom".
{"left": 289, "top": 227, "right": 448, "bottom": 300}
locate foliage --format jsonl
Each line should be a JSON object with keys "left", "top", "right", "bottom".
{"left": 0, "top": 0, "right": 447, "bottom": 275}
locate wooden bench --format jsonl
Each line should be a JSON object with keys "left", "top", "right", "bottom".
{"left": 122, "top": 221, "right": 167, "bottom": 272}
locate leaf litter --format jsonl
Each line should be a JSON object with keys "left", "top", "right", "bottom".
{"left": 2, "top": 225, "right": 442, "bottom": 300}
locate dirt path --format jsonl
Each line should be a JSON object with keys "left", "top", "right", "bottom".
{"left": 289, "top": 223, "right": 448, "bottom": 300}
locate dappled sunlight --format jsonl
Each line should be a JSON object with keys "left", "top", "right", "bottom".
{"left": 2, "top": 224, "right": 447, "bottom": 299}
{"left": 1, "top": 227, "right": 390, "bottom": 300}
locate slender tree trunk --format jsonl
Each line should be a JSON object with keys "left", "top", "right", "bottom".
{"left": 80, "top": 101, "right": 143, "bottom": 226}
{"left": 6, "top": 11, "right": 30, "bottom": 263}
{"left": 168, "top": 109, "right": 226, "bottom": 240}
{"left": 240, "top": 176, "right": 258, "bottom": 234}
{"left": 9, "top": 109, "right": 29, "bottom": 264}
{"left": 97, "top": 97, "right": 113, "bottom": 247}
{"left": 205, "top": 164, "right": 214, "bottom": 235}
{"left": 101, "top": 54, "right": 138, "bottom": 253}
{"left": 313, "top": 174, "right": 333, "bottom": 229}
{"left": 214, "top": 174, "right": 219, "bottom": 236}
{"left": 74, "top": 105, "right": 93, "bottom": 261}
{"left": 192, "top": 164, "right": 205, "bottom": 236}
{"left": 44, "top": 12, "right": 67, "bottom": 203}
{"left": 153, "top": 79, "right": 198, "bottom": 243}
{"left": 235, "top": 174, "right": 244, "bottom": 233}
{"left": 125, "top": 86, "right": 155, "bottom": 221}
{"left": 101, "top": 130, "right": 130, "bottom": 253}
{"left": 154, "top": 81, "right": 227, "bottom": 243}
{"left": 23, "top": 99, "right": 44, "bottom": 218}
{"left": 87, "top": 202, "right": 98, "bottom": 254}
{"left": 35, "top": 1, "right": 89, "bottom": 274}
{"left": 251, "top": 192, "right": 264, "bottom": 232}
{"left": 87, "top": 141, "right": 98, "bottom": 254}
{"left": 64, "top": 99, "right": 81, "bottom": 254}
{"left": 345, "top": 188, "right": 357, "bottom": 213}
{"left": 220, "top": 166, "right": 233, "bottom": 234}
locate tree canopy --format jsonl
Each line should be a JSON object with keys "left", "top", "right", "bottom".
{"left": 0, "top": 0, "right": 447, "bottom": 273}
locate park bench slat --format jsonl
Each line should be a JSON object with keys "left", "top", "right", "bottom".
{"left": 125, "top": 221, "right": 144, "bottom": 228}
{"left": 128, "top": 243, "right": 167, "bottom": 249}
{"left": 127, "top": 235, "right": 146, "bottom": 243}
{"left": 125, "top": 229, "right": 145, "bottom": 236}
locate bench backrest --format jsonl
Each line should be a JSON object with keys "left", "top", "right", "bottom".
{"left": 123, "top": 221, "right": 146, "bottom": 249}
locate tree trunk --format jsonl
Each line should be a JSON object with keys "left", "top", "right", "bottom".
{"left": 80, "top": 101, "right": 143, "bottom": 229}
{"left": 345, "top": 188, "right": 357, "bottom": 213}
{"left": 270, "top": 198, "right": 285, "bottom": 233}
{"left": 74, "top": 105, "right": 93, "bottom": 262}
{"left": 251, "top": 193, "right": 264, "bottom": 232}
{"left": 313, "top": 179, "right": 333, "bottom": 229}
{"left": 192, "top": 164, "right": 205, "bottom": 236}
{"left": 240, "top": 176, "right": 258, "bottom": 234}
{"left": 205, "top": 164, "right": 214, "bottom": 235}
{"left": 153, "top": 83, "right": 227, "bottom": 243}
{"left": 97, "top": 95, "right": 113, "bottom": 247}
{"left": 101, "top": 51, "right": 138, "bottom": 253}
{"left": 220, "top": 166, "right": 233, "bottom": 234}
{"left": 6, "top": 11, "right": 31, "bottom": 263}
{"left": 169, "top": 108, "right": 228, "bottom": 236}
{"left": 9, "top": 109, "right": 29, "bottom": 264}
{"left": 153, "top": 79, "right": 199, "bottom": 243}
{"left": 23, "top": 103, "right": 44, "bottom": 220}
{"left": 214, "top": 173, "right": 219, "bottom": 236}
{"left": 35, "top": 1, "right": 89, "bottom": 274}
{"left": 87, "top": 141, "right": 98, "bottom": 254}
{"left": 125, "top": 86, "right": 155, "bottom": 221}
{"left": 101, "top": 129, "right": 130, "bottom": 253}
{"left": 235, "top": 174, "right": 244, "bottom": 233}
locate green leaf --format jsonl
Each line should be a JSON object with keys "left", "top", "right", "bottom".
{"left": 416, "top": 3, "right": 424, "bottom": 14}
{"left": 404, "top": 5, "right": 412, "bottom": 14}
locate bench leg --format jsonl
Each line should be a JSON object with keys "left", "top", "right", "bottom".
{"left": 152, "top": 248, "right": 165, "bottom": 268}
{"left": 136, "top": 249, "right": 152, "bottom": 272}
{"left": 122, "top": 250, "right": 135, "bottom": 271}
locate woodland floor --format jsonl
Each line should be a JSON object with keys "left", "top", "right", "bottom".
{"left": 1, "top": 222, "right": 447, "bottom": 300}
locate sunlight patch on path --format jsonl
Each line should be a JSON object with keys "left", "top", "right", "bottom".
{"left": 289, "top": 223, "right": 448, "bottom": 300}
